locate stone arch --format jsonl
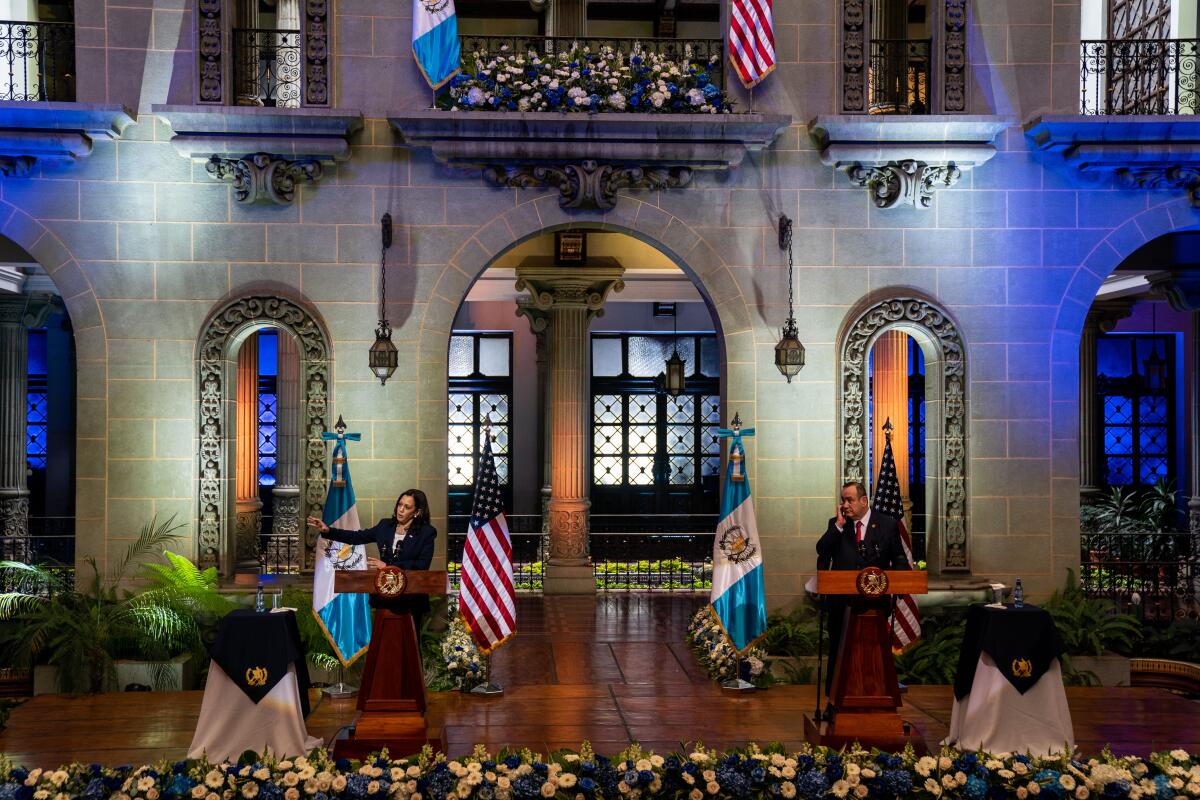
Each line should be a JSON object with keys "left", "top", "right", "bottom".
{"left": 412, "top": 195, "right": 757, "bottom": 547}
{"left": 196, "top": 295, "right": 332, "bottom": 574}
{"left": 838, "top": 293, "right": 968, "bottom": 574}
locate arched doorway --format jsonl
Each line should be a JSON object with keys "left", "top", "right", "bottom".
{"left": 195, "top": 295, "right": 332, "bottom": 576}
{"left": 839, "top": 295, "right": 968, "bottom": 575}
{"left": 445, "top": 228, "right": 727, "bottom": 593}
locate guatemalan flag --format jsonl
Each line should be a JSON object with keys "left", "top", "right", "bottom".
{"left": 312, "top": 427, "right": 373, "bottom": 666}
{"left": 412, "top": 0, "right": 460, "bottom": 90}
{"left": 708, "top": 415, "right": 767, "bottom": 653}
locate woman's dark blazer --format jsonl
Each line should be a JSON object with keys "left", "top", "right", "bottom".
{"left": 324, "top": 519, "right": 437, "bottom": 571}
{"left": 324, "top": 519, "right": 437, "bottom": 619}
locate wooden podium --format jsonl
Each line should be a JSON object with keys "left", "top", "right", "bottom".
{"left": 332, "top": 568, "right": 446, "bottom": 758}
{"left": 803, "top": 568, "right": 928, "bottom": 752}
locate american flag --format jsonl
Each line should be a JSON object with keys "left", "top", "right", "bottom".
{"left": 873, "top": 432, "right": 922, "bottom": 653}
{"left": 729, "top": 0, "right": 776, "bottom": 88}
{"left": 458, "top": 430, "right": 516, "bottom": 653}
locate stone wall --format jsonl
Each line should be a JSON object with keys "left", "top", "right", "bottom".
{"left": 6, "top": 0, "right": 1197, "bottom": 602}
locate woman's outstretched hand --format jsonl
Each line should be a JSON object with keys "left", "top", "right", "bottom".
{"left": 306, "top": 515, "right": 330, "bottom": 534}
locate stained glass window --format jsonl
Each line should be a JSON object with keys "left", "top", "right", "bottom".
{"left": 1098, "top": 332, "right": 1175, "bottom": 488}
{"left": 26, "top": 330, "right": 48, "bottom": 471}
{"left": 447, "top": 333, "right": 512, "bottom": 495}
{"left": 257, "top": 330, "right": 278, "bottom": 486}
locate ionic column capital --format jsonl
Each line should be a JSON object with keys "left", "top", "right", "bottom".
{"left": 514, "top": 263, "right": 626, "bottom": 318}
{"left": 0, "top": 293, "right": 56, "bottom": 329}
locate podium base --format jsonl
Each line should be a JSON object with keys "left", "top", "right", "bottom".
{"left": 802, "top": 713, "right": 927, "bottom": 755}
{"left": 331, "top": 712, "right": 445, "bottom": 760}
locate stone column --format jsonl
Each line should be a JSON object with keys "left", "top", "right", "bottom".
{"left": 517, "top": 301, "right": 554, "bottom": 562}
{"left": 1080, "top": 301, "right": 1133, "bottom": 499}
{"left": 546, "top": 0, "right": 587, "bottom": 38}
{"left": 0, "top": 295, "right": 51, "bottom": 558}
{"left": 271, "top": 332, "right": 301, "bottom": 570}
{"left": 516, "top": 263, "right": 624, "bottom": 594}
{"left": 235, "top": 332, "right": 262, "bottom": 572}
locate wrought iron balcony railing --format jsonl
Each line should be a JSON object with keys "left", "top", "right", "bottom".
{"left": 458, "top": 34, "right": 725, "bottom": 91}
{"left": 0, "top": 20, "right": 74, "bottom": 102}
{"left": 868, "top": 38, "right": 931, "bottom": 115}
{"left": 232, "top": 28, "right": 301, "bottom": 108}
{"left": 1081, "top": 39, "right": 1200, "bottom": 115}
{"left": 1081, "top": 529, "right": 1198, "bottom": 622}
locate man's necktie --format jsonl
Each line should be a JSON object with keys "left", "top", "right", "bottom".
{"left": 856, "top": 521, "right": 864, "bottom": 543}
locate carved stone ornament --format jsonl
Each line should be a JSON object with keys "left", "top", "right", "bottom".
{"left": 841, "top": 0, "right": 866, "bottom": 112}
{"left": 942, "top": 0, "right": 968, "bottom": 113}
{"left": 0, "top": 157, "right": 35, "bottom": 177}
{"left": 1118, "top": 166, "right": 1200, "bottom": 207}
{"left": 483, "top": 160, "right": 692, "bottom": 210}
{"left": 548, "top": 507, "right": 589, "bottom": 561}
{"left": 197, "top": 0, "right": 223, "bottom": 103}
{"left": 0, "top": 496, "right": 29, "bottom": 539}
{"left": 303, "top": 0, "right": 331, "bottom": 106}
{"left": 841, "top": 297, "right": 968, "bottom": 571}
{"left": 198, "top": 296, "right": 331, "bottom": 572}
{"left": 206, "top": 153, "right": 323, "bottom": 205}
{"left": 847, "top": 160, "right": 962, "bottom": 209}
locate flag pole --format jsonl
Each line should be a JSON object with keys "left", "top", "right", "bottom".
{"left": 468, "top": 417, "right": 505, "bottom": 696}
{"left": 323, "top": 662, "right": 358, "bottom": 699}
{"left": 720, "top": 653, "right": 755, "bottom": 692}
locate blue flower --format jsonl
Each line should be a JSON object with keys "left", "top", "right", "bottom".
{"left": 81, "top": 778, "right": 108, "bottom": 800}
{"left": 168, "top": 773, "right": 196, "bottom": 796}
{"left": 578, "top": 777, "right": 597, "bottom": 794}
{"left": 751, "top": 767, "right": 767, "bottom": 784}
{"left": 882, "top": 769, "right": 913, "bottom": 796}
{"left": 580, "top": 762, "right": 596, "bottom": 776}
{"left": 965, "top": 775, "right": 989, "bottom": 800}
{"left": 624, "top": 770, "right": 639, "bottom": 785}
{"left": 335, "top": 758, "right": 352, "bottom": 772}
{"left": 6, "top": 771, "right": 25, "bottom": 783}
{"left": 638, "top": 770, "right": 655, "bottom": 785}
{"left": 631, "top": 55, "right": 642, "bottom": 66}
{"left": 344, "top": 774, "right": 372, "bottom": 800}
{"left": 512, "top": 773, "right": 544, "bottom": 800}
{"left": 794, "top": 770, "right": 830, "bottom": 800}
{"left": 1103, "top": 779, "right": 1132, "bottom": 800}
{"left": 504, "top": 755, "right": 522, "bottom": 769}
{"left": 259, "top": 782, "right": 284, "bottom": 800}
{"left": 1154, "top": 775, "right": 1174, "bottom": 800}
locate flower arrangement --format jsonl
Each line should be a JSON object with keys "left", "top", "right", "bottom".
{"left": 440, "top": 613, "right": 485, "bottom": 690}
{"left": 686, "top": 607, "right": 767, "bottom": 685}
{"left": 437, "top": 43, "right": 733, "bottom": 114}
{"left": 2, "top": 742, "right": 1199, "bottom": 800}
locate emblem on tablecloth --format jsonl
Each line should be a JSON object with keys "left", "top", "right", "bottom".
{"left": 1011, "top": 657, "right": 1033, "bottom": 678}
{"left": 855, "top": 566, "right": 889, "bottom": 597}
{"left": 245, "top": 666, "right": 269, "bottom": 687}
{"left": 375, "top": 566, "right": 408, "bottom": 597}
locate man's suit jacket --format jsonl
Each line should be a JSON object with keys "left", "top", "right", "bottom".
{"left": 815, "top": 513, "right": 910, "bottom": 572}
{"left": 325, "top": 519, "right": 437, "bottom": 571}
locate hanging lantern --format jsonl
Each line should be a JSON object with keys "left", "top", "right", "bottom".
{"left": 775, "top": 214, "right": 806, "bottom": 382}
{"left": 663, "top": 302, "right": 686, "bottom": 397}
{"left": 371, "top": 212, "right": 397, "bottom": 385}
{"left": 664, "top": 348, "right": 686, "bottom": 396}
{"left": 775, "top": 315, "right": 806, "bottom": 381}
{"left": 1143, "top": 346, "right": 1167, "bottom": 392}
{"left": 369, "top": 319, "right": 398, "bottom": 385}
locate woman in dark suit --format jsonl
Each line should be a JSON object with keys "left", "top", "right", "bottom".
{"left": 306, "top": 488, "right": 436, "bottom": 571}
{"left": 306, "top": 489, "right": 437, "bottom": 622}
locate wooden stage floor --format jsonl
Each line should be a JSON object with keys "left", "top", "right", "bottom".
{"left": 2, "top": 595, "right": 1198, "bottom": 768}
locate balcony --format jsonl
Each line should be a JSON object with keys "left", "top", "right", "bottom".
{"left": 0, "top": 20, "right": 74, "bottom": 102}
{"left": 232, "top": 28, "right": 301, "bottom": 108}
{"left": 442, "top": 35, "right": 727, "bottom": 113}
{"left": 868, "top": 38, "right": 930, "bottom": 115}
{"left": 1081, "top": 39, "right": 1199, "bottom": 115}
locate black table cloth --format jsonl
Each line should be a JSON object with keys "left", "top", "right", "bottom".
{"left": 209, "top": 608, "right": 311, "bottom": 716}
{"left": 953, "top": 603, "right": 1065, "bottom": 700}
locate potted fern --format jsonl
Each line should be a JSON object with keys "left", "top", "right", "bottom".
{"left": 0, "top": 516, "right": 236, "bottom": 694}
{"left": 1045, "top": 569, "right": 1142, "bottom": 686}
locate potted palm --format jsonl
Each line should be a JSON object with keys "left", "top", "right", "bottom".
{"left": 1046, "top": 570, "right": 1142, "bottom": 686}
{"left": 0, "top": 516, "right": 235, "bottom": 694}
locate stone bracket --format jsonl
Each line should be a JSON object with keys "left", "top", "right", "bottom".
{"left": 0, "top": 103, "right": 133, "bottom": 176}
{"left": 484, "top": 161, "right": 692, "bottom": 210}
{"left": 812, "top": 114, "right": 1013, "bottom": 210}
{"left": 390, "top": 110, "right": 790, "bottom": 209}
{"left": 154, "top": 105, "right": 363, "bottom": 205}
{"left": 847, "top": 160, "right": 962, "bottom": 209}
{"left": 1027, "top": 116, "right": 1200, "bottom": 208}
{"left": 207, "top": 153, "right": 323, "bottom": 204}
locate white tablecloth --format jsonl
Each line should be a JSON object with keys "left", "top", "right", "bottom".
{"left": 188, "top": 661, "right": 322, "bottom": 762}
{"left": 946, "top": 652, "right": 1074, "bottom": 756}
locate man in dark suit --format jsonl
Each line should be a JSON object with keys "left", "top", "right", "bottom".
{"left": 814, "top": 480, "right": 910, "bottom": 719}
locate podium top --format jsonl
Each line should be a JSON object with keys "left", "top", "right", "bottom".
{"left": 334, "top": 568, "right": 446, "bottom": 596}
{"left": 814, "top": 568, "right": 928, "bottom": 597}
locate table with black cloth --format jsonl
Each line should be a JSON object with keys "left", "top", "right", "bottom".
{"left": 945, "top": 603, "right": 1074, "bottom": 756}
{"left": 188, "top": 608, "right": 322, "bottom": 761}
